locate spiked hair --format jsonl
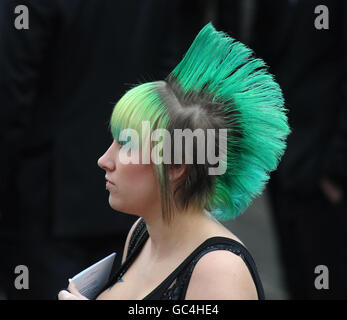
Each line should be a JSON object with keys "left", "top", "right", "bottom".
{"left": 109, "top": 22, "right": 291, "bottom": 224}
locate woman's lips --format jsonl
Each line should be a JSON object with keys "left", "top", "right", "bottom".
{"left": 105, "top": 176, "right": 115, "bottom": 184}
{"left": 105, "top": 176, "right": 116, "bottom": 190}
{"left": 106, "top": 181, "right": 116, "bottom": 190}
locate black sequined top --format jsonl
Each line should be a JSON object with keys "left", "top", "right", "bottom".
{"left": 99, "top": 218, "right": 265, "bottom": 300}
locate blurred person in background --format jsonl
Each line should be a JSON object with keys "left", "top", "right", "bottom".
{"left": 0, "top": 0, "right": 205, "bottom": 299}
{"left": 216, "top": 0, "right": 347, "bottom": 299}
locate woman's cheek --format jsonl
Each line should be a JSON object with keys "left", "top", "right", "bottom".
{"left": 129, "top": 164, "right": 158, "bottom": 192}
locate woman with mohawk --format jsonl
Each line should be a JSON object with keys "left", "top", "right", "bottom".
{"left": 59, "top": 23, "right": 290, "bottom": 300}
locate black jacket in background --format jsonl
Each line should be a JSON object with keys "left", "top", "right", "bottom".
{"left": 219, "top": 0, "right": 347, "bottom": 192}
{"left": 0, "top": 0, "right": 202, "bottom": 237}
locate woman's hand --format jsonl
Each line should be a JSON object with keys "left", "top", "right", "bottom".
{"left": 58, "top": 280, "right": 89, "bottom": 300}
{"left": 320, "top": 176, "right": 344, "bottom": 205}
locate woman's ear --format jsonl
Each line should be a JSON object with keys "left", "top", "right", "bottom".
{"left": 169, "top": 164, "right": 186, "bottom": 182}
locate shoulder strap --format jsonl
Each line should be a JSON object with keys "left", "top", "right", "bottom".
{"left": 126, "top": 218, "right": 147, "bottom": 260}
{"left": 178, "top": 238, "right": 266, "bottom": 300}
{"left": 99, "top": 218, "right": 148, "bottom": 295}
{"left": 145, "top": 236, "right": 265, "bottom": 300}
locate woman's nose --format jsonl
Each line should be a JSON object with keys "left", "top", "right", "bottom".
{"left": 97, "top": 151, "right": 115, "bottom": 171}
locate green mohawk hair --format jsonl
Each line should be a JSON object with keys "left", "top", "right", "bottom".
{"left": 167, "top": 22, "right": 291, "bottom": 220}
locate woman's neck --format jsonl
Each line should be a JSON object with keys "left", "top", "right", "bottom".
{"left": 141, "top": 207, "right": 217, "bottom": 262}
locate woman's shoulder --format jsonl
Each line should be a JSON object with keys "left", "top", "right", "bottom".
{"left": 184, "top": 246, "right": 259, "bottom": 300}
{"left": 183, "top": 218, "right": 259, "bottom": 300}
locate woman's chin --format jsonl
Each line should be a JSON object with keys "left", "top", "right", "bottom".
{"left": 109, "top": 204, "right": 125, "bottom": 213}
{"left": 109, "top": 197, "right": 127, "bottom": 213}
{"left": 108, "top": 196, "right": 120, "bottom": 211}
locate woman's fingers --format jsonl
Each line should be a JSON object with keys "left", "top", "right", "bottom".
{"left": 57, "top": 280, "right": 89, "bottom": 300}
{"left": 58, "top": 289, "right": 79, "bottom": 300}
{"left": 67, "top": 280, "right": 89, "bottom": 300}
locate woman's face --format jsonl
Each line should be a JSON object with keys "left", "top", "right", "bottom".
{"left": 97, "top": 140, "right": 161, "bottom": 215}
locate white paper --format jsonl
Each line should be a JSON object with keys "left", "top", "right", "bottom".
{"left": 71, "top": 252, "right": 116, "bottom": 300}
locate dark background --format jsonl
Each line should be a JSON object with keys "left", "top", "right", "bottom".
{"left": 1, "top": 0, "right": 346, "bottom": 300}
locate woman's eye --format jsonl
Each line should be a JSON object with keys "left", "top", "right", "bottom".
{"left": 115, "top": 140, "right": 125, "bottom": 147}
